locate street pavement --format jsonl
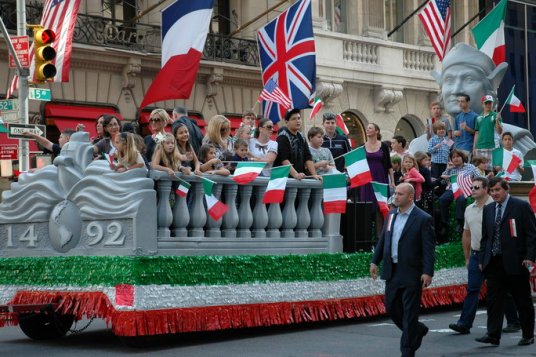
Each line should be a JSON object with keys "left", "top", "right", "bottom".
{"left": 1, "top": 304, "right": 535, "bottom": 356}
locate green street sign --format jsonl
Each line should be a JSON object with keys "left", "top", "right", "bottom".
{"left": 0, "top": 99, "right": 18, "bottom": 112}
{"left": 29, "top": 88, "right": 52, "bottom": 101}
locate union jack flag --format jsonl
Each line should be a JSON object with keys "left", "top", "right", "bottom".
{"left": 6, "top": 0, "right": 81, "bottom": 98}
{"left": 418, "top": 0, "right": 451, "bottom": 61}
{"left": 257, "top": 0, "right": 316, "bottom": 123}
{"left": 257, "top": 78, "right": 292, "bottom": 109}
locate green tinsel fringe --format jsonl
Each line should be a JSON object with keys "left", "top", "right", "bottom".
{"left": 0, "top": 243, "right": 464, "bottom": 287}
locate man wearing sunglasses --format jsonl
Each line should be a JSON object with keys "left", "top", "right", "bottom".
{"left": 449, "top": 177, "right": 520, "bottom": 337}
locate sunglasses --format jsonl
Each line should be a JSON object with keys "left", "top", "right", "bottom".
{"left": 263, "top": 125, "right": 274, "bottom": 129}
{"left": 471, "top": 186, "right": 481, "bottom": 190}
{"left": 150, "top": 117, "right": 162, "bottom": 122}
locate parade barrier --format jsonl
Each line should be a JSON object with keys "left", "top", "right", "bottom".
{"left": 0, "top": 132, "right": 476, "bottom": 339}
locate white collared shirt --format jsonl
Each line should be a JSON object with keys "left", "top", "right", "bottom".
{"left": 391, "top": 204, "right": 415, "bottom": 263}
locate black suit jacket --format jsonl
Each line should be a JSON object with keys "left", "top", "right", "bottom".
{"left": 479, "top": 196, "right": 536, "bottom": 275}
{"left": 372, "top": 206, "right": 436, "bottom": 287}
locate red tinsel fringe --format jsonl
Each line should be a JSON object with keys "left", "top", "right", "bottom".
{"left": 0, "top": 284, "right": 485, "bottom": 336}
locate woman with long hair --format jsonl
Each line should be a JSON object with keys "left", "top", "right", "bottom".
{"left": 202, "top": 115, "right": 233, "bottom": 160}
{"left": 144, "top": 108, "right": 170, "bottom": 162}
{"left": 93, "top": 114, "right": 122, "bottom": 158}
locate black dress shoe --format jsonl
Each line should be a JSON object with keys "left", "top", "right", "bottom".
{"left": 518, "top": 337, "right": 534, "bottom": 346}
{"left": 449, "top": 323, "right": 470, "bottom": 334}
{"left": 502, "top": 324, "right": 521, "bottom": 333}
{"left": 475, "top": 335, "right": 500, "bottom": 346}
{"left": 414, "top": 325, "right": 429, "bottom": 350}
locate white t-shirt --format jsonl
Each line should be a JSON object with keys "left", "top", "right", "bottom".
{"left": 502, "top": 147, "right": 523, "bottom": 181}
{"left": 249, "top": 139, "right": 278, "bottom": 176}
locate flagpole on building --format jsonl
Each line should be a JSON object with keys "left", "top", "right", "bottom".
{"left": 229, "top": 0, "right": 290, "bottom": 37}
{"left": 16, "top": 0, "right": 30, "bottom": 173}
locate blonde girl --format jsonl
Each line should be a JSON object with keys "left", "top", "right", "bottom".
{"left": 401, "top": 155, "right": 425, "bottom": 201}
{"left": 144, "top": 108, "right": 170, "bottom": 161}
{"left": 202, "top": 115, "right": 233, "bottom": 160}
{"left": 114, "top": 132, "right": 146, "bottom": 173}
{"left": 173, "top": 123, "right": 201, "bottom": 175}
{"left": 198, "top": 144, "right": 230, "bottom": 176}
{"left": 235, "top": 124, "right": 252, "bottom": 141}
{"left": 151, "top": 133, "right": 190, "bottom": 176}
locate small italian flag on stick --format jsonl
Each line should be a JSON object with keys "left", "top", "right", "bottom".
{"left": 263, "top": 165, "right": 291, "bottom": 204}
{"left": 232, "top": 162, "right": 266, "bottom": 184}
{"left": 174, "top": 176, "right": 191, "bottom": 198}
{"left": 492, "top": 147, "right": 522, "bottom": 174}
{"left": 504, "top": 85, "right": 525, "bottom": 113}
{"left": 202, "top": 177, "right": 228, "bottom": 221}
{"left": 322, "top": 174, "right": 347, "bottom": 214}
{"left": 309, "top": 98, "right": 323, "bottom": 120}
{"left": 343, "top": 146, "right": 372, "bottom": 188}
{"left": 372, "top": 181, "right": 390, "bottom": 219}
{"left": 450, "top": 175, "right": 463, "bottom": 199}
{"left": 104, "top": 153, "right": 116, "bottom": 170}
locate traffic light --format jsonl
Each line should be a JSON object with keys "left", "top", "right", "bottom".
{"left": 33, "top": 27, "right": 56, "bottom": 82}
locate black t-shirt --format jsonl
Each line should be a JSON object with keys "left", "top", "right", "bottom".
{"left": 274, "top": 128, "right": 312, "bottom": 174}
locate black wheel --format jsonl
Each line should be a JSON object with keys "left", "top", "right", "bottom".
{"left": 18, "top": 311, "right": 74, "bottom": 340}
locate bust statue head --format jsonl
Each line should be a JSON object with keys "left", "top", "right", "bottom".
{"left": 432, "top": 43, "right": 509, "bottom": 117}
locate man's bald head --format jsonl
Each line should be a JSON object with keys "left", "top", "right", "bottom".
{"left": 394, "top": 183, "right": 415, "bottom": 211}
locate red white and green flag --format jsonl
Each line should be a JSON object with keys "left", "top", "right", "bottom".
{"left": 492, "top": 147, "right": 522, "bottom": 174}
{"left": 335, "top": 114, "right": 349, "bottom": 135}
{"left": 263, "top": 165, "right": 291, "bottom": 204}
{"left": 372, "top": 181, "right": 389, "bottom": 218}
{"left": 104, "top": 153, "right": 116, "bottom": 170}
{"left": 174, "top": 176, "right": 191, "bottom": 198}
{"left": 309, "top": 98, "right": 323, "bottom": 120}
{"left": 471, "top": 0, "right": 507, "bottom": 65}
{"left": 505, "top": 85, "right": 525, "bottom": 113}
{"left": 450, "top": 175, "right": 463, "bottom": 199}
{"left": 232, "top": 162, "right": 266, "bottom": 184}
{"left": 343, "top": 146, "right": 372, "bottom": 188}
{"left": 322, "top": 174, "right": 347, "bottom": 214}
{"left": 202, "top": 177, "right": 228, "bottom": 221}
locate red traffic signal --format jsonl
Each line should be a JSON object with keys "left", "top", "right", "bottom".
{"left": 34, "top": 29, "right": 56, "bottom": 45}
{"left": 33, "top": 27, "right": 57, "bottom": 82}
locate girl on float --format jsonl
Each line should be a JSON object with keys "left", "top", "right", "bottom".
{"left": 173, "top": 123, "right": 202, "bottom": 175}
{"left": 113, "top": 132, "right": 146, "bottom": 173}
{"left": 151, "top": 133, "right": 190, "bottom": 176}
{"left": 198, "top": 144, "right": 230, "bottom": 176}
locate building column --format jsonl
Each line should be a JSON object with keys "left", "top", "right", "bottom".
{"left": 363, "top": 0, "right": 385, "bottom": 39}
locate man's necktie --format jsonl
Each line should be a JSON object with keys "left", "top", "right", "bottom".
{"left": 491, "top": 203, "right": 502, "bottom": 256}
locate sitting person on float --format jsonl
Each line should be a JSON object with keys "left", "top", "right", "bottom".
{"left": 228, "top": 139, "right": 250, "bottom": 174}
{"left": 496, "top": 132, "right": 524, "bottom": 181}
{"left": 151, "top": 133, "right": 190, "bottom": 176}
{"left": 198, "top": 143, "right": 230, "bottom": 176}
{"left": 93, "top": 114, "right": 122, "bottom": 159}
{"left": 427, "top": 121, "right": 451, "bottom": 180}
{"left": 472, "top": 155, "right": 493, "bottom": 178}
{"left": 23, "top": 128, "right": 75, "bottom": 159}
{"left": 202, "top": 115, "right": 234, "bottom": 161}
{"left": 144, "top": 108, "right": 170, "bottom": 162}
{"left": 234, "top": 124, "right": 252, "bottom": 143}
{"left": 414, "top": 151, "right": 433, "bottom": 213}
{"left": 173, "top": 123, "right": 202, "bottom": 175}
{"left": 400, "top": 154, "right": 425, "bottom": 202}
{"left": 113, "top": 132, "right": 146, "bottom": 173}
{"left": 307, "top": 126, "right": 337, "bottom": 175}
{"left": 390, "top": 135, "right": 410, "bottom": 160}
{"left": 249, "top": 118, "right": 278, "bottom": 176}
{"left": 92, "top": 115, "right": 105, "bottom": 144}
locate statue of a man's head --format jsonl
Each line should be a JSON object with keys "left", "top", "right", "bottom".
{"left": 432, "top": 43, "right": 508, "bottom": 117}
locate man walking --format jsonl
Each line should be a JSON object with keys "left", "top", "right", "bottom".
{"left": 449, "top": 177, "right": 520, "bottom": 335}
{"left": 370, "top": 183, "right": 436, "bottom": 357}
{"left": 476, "top": 177, "right": 536, "bottom": 346}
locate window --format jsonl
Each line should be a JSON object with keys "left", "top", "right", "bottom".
{"left": 325, "top": 0, "right": 347, "bottom": 33}
{"left": 385, "top": 0, "right": 405, "bottom": 42}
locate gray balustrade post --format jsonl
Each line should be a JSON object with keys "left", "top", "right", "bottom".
{"left": 188, "top": 181, "right": 207, "bottom": 237}
{"left": 309, "top": 187, "right": 324, "bottom": 238}
{"left": 205, "top": 183, "right": 223, "bottom": 237}
{"left": 252, "top": 185, "right": 268, "bottom": 238}
{"left": 323, "top": 213, "right": 343, "bottom": 253}
{"left": 156, "top": 178, "right": 173, "bottom": 238}
{"left": 237, "top": 185, "right": 253, "bottom": 238}
{"left": 222, "top": 184, "right": 239, "bottom": 237}
{"left": 281, "top": 187, "right": 298, "bottom": 238}
{"left": 266, "top": 203, "right": 282, "bottom": 238}
{"left": 172, "top": 188, "right": 190, "bottom": 238}
{"left": 295, "top": 187, "right": 311, "bottom": 238}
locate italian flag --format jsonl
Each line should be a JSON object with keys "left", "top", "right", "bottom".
{"left": 492, "top": 147, "right": 522, "bottom": 174}
{"left": 343, "top": 146, "right": 372, "bottom": 188}
{"left": 262, "top": 165, "right": 290, "bottom": 204}
{"left": 104, "top": 153, "right": 116, "bottom": 170}
{"left": 471, "top": 0, "right": 507, "bottom": 65}
{"left": 202, "top": 177, "right": 228, "bottom": 221}
{"left": 309, "top": 98, "right": 323, "bottom": 120}
{"left": 0, "top": 117, "right": 8, "bottom": 133}
{"left": 505, "top": 85, "right": 525, "bottom": 113}
{"left": 322, "top": 174, "right": 347, "bottom": 214}
{"left": 232, "top": 162, "right": 266, "bottom": 184}
{"left": 372, "top": 181, "right": 389, "bottom": 219}
{"left": 450, "top": 175, "right": 462, "bottom": 199}
{"left": 175, "top": 177, "right": 191, "bottom": 198}
{"left": 335, "top": 114, "right": 349, "bottom": 135}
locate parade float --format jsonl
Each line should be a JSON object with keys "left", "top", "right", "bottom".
{"left": 0, "top": 131, "right": 472, "bottom": 340}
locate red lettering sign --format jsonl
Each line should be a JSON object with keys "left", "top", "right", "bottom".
{"left": 0, "top": 144, "right": 18, "bottom": 160}
{"left": 9, "top": 36, "right": 30, "bottom": 68}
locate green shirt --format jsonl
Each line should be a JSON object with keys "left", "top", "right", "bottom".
{"left": 475, "top": 111, "right": 501, "bottom": 149}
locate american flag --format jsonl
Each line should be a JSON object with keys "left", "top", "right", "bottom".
{"left": 6, "top": 0, "right": 81, "bottom": 98}
{"left": 257, "top": 78, "right": 292, "bottom": 110}
{"left": 334, "top": 0, "right": 342, "bottom": 30}
{"left": 418, "top": 0, "right": 451, "bottom": 61}
{"left": 457, "top": 172, "right": 473, "bottom": 198}
{"left": 257, "top": 0, "right": 316, "bottom": 123}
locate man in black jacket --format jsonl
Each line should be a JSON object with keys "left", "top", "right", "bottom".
{"left": 321, "top": 112, "right": 350, "bottom": 172}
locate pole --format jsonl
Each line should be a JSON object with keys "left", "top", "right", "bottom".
{"left": 229, "top": 0, "right": 289, "bottom": 37}
{"left": 387, "top": 0, "right": 428, "bottom": 38}
{"left": 16, "top": 0, "right": 30, "bottom": 173}
{"left": 130, "top": 0, "right": 169, "bottom": 23}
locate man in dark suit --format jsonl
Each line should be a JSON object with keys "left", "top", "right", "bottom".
{"left": 476, "top": 177, "right": 536, "bottom": 346}
{"left": 370, "top": 183, "right": 436, "bottom": 357}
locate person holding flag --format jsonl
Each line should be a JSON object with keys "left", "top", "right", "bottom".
{"left": 494, "top": 132, "right": 524, "bottom": 181}
{"left": 474, "top": 95, "right": 503, "bottom": 169}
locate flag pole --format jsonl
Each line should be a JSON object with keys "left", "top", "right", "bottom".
{"left": 497, "top": 85, "right": 515, "bottom": 115}
{"left": 229, "top": 0, "right": 290, "bottom": 37}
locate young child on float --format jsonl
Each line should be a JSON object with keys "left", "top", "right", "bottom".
{"left": 472, "top": 156, "right": 493, "bottom": 178}
{"left": 427, "top": 121, "right": 451, "bottom": 179}
{"left": 113, "top": 132, "right": 147, "bottom": 173}
{"left": 307, "top": 127, "right": 337, "bottom": 175}
{"left": 173, "top": 123, "right": 202, "bottom": 175}
{"left": 400, "top": 155, "right": 425, "bottom": 201}
{"left": 391, "top": 155, "right": 403, "bottom": 186}
{"left": 496, "top": 131, "right": 524, "bottom": 181}
{"left": 234, "top": 125, "right": 252, "bottom": 143}
{"left": 151, "top": 133, "right": 191, "bottom": 176}
{"left": 226, "top": 139, "right": 250, "bottom": 174}
{"left": 198, "top": 143, "right": 230, "bottom": 176}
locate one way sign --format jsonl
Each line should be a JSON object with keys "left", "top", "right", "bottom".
{"left": 7, "top": 124, "right": 46, "bottom": 139}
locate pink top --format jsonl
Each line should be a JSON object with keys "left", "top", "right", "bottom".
{"left": 402, "top": 167, "right": 425, "bottom": 201}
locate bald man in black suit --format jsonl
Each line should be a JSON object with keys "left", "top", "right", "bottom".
{"left": 370, "top": 183, "right": 436, "bottom": 357}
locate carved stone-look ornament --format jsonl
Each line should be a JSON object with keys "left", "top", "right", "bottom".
{"left": 314, "top": 81, "right": 343, "bottom": 108}
{"left": 374, "top": 87, "right": 403, "bottom": 113}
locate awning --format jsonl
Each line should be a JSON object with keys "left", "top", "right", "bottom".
{"left": 0, "top": 134, "right": 40, "bottom": 151}
{"left": 44, "top": 102, "right": 123, "bottom": 138}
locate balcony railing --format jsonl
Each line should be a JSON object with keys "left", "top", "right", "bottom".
{"left": 0, "top": 1, "right": 259, "bottom": 66}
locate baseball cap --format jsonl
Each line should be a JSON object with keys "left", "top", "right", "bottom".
{"left": 481, "top": 95, "right": 494, "bottom": 103}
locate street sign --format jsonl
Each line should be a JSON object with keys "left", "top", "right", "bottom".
{"left": 0, "top": 145, "right": 18, "bottom": 160}
{"left": 28, "top": 88, "right": 52, "bottom": 101}
{"left": 0, "top": 112, "right": 18, "bottom": 123}
{"left": 7, "top": 124, "right": 46, "bottom": 139}
{"left": 0, "top": 99, "right": 18, "bottom": 112}
{"left": 8, "top": 35, "right": 30, "bottom": 68}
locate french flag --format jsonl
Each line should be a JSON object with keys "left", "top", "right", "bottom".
{"left": 140, "top": 0, "right": 214, "bottom": 109}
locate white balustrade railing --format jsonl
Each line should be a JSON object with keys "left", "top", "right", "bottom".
{"left": 403, "top": 49, "right": 435, "bottom": 72}
{"left": 343, "top": 40, "right": 379, "bottom": 64}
